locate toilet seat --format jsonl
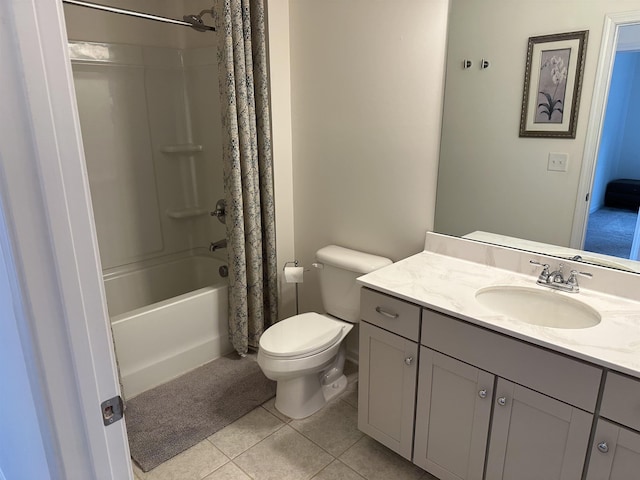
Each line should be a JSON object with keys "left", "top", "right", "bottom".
{"left": 259, "top": 312, "right": 346, "bottom": 359}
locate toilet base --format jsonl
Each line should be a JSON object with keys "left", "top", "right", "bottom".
{"left": 274, "top": 373, "right": 349, "bottom": 419}
{"left": 322, "top": 374, "right": 348, "bottom": 403}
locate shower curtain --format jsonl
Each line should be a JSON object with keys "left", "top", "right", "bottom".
{"left": 215, "top": 0, "right": 278, "bottom": 355}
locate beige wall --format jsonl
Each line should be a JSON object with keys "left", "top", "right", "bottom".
{"left": 435, "top": 0, "right": 640, "bottom": 247}
{"left": 286, "top": 0, "right": 449, "bottom": 314}
{"left": 266, "top": 0, "right": 297, "bottom": 319}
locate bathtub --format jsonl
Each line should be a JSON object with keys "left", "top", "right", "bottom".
{"left": 104, "top": 253, "right": 233, "bottom": 398}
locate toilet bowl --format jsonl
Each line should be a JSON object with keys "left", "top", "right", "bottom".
{"left": 257, "top": 245, "right": 392, "bottom": 419}
{"left": 258, "top": 312, "right": 353, "bottom": 419}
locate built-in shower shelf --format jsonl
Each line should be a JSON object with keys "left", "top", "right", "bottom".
{"left": 161, "top": 144, "right": 203, "bottom": 154}
{"left": 166, "top": 208, "right": 209, "bottom": 219}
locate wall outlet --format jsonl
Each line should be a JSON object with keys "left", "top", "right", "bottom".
{"left": 548, "top": 152, "right": 569, "bottom": 172}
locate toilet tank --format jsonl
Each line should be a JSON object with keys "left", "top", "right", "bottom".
{"left": 316, "top": 245, "right": 392, "bottom": 323}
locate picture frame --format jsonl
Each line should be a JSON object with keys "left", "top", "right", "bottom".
{"left": 519, "top": 30, "right": 588, "bottom": 138}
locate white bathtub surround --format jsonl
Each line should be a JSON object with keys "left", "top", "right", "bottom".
{"left": 106, "top": 253, "right": 233, "bottom": 398}
{"left": 357, "top": 232, "right": 640, "bottom": 378}
{"left": 69, "top": 40, "right": 225, "bottom": 271}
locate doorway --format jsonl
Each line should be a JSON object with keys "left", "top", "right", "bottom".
{"left": 584, "top": 29, "right": 640, "bottom": 259}
{"left": 573, "top": 14, "right": 640, "bottom": 261}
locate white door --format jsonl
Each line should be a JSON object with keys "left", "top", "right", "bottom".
{"left": 2, "top": 0, "right": 131, "bottom": 478}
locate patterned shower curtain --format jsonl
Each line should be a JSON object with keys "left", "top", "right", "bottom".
{"left": 215, "top": 0, "right": 278, "bottom": 355}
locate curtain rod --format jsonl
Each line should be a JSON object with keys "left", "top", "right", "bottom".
{"left": 62, "top": 0, "right": 216, "bottom": 32}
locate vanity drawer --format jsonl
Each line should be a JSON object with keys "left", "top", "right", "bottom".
{"left": 601, "top": 372, "right": 640, "bottom": 431}
{"left": 360, "top": 288, "right": 421, "bottom": 341}
{"left": 421, "top": 308, "right": 602, "bottom": 412}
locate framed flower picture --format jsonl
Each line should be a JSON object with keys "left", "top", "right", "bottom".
{"left": 519, "top": 30, "right": 588, "bottom": 138}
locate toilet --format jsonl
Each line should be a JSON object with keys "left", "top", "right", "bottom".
{"left": 257, "top": 245, "right": 392, "bottom": 419}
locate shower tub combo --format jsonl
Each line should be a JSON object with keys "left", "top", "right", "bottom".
{"left": 104, "top": 253, "right": 232, "bottom": 398}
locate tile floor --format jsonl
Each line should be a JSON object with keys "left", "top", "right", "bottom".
{"left": 131, "top": 370, "right": 436, "bottom": 480}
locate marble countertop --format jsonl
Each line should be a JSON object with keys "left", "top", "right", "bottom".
{"left": 358, "top": 250, "right": 640, "bottom": 378}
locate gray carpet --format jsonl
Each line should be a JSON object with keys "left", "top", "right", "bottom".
{"left": 125, "top": 353, "right": 276, "bottom": 472}
{"left": 584, "top": 207, "right": 638, "bottom": 258}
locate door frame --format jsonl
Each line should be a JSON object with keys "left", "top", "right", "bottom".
{"left": 571, "top": 11, "right": 640, "bottom": 249}
{"left": 1, "top": 0, "right": 131, "bottom": 477}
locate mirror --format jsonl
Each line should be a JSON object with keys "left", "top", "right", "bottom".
{"left": 434, "top": 0, "right": 640, "bottom": 273}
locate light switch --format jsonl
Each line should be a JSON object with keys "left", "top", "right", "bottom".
{"left": 548, "top": 152, "right": 569, "bottom": 172}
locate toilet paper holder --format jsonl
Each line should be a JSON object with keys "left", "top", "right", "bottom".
{"left": 283, "top": 260, "right": 310, "bottom": 315}
{"left": 283, "top": 260, "right": 311, "bottom": 272}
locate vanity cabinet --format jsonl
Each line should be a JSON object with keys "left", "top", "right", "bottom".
{"left": 413, "top": 349, "right": 493, "bottom": 479}
{"left": 414, "top": 309, "right": 595, "bottom": 480}
{"left": 355, "top": 286, "right": 640, "bottom": 480}
{"left": 358, "top": 289, "right": 421, "bottom": 460}
{"left": 585, "top": 372, "right": 640, "bottom": 479}
{"left": 484, "top": 378, "right": 592, "bottom": 480}
{"left": 585, "top": 420, "right": 640, "bottom": 479}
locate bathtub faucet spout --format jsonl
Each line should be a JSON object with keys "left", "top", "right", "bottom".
{"left": 209, "top": 239, "right": 227, "bottom": 252}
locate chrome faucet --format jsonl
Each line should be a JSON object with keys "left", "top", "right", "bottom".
{"left": 547, "top": 263, "right": 566, "bottom": 284}
{"left": 209, "top": 238, "right": 227, "bottom": 252}
{"left": 530, "top": 260, "right": 592, "bottom": 293}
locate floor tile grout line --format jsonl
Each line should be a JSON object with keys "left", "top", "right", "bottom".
{"left": 310, "top": 458, "right": 367, "bottom": 480}
{"left": 228, "top": 459, "right": 256, "bottom": 480}
{"left": 259, "top": 402, "right": 292, "bottom": 423}
{"left": 203, "top": 436, "right": 235, "bottom": 460}
{"left": 222, "top": 423, "right": 337, "bottom": 480}
{"left": 286, "top": 418, "right": 363, "bottom": 461}
{"left": 205, "top": 418, "right": 289, "bottom": 460}
{"left": 257, "top": 394, "right": 362, "bottom": 461}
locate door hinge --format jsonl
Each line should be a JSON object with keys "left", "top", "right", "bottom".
{"left": 101, "top": 395, "right": 124, "bottom": 426}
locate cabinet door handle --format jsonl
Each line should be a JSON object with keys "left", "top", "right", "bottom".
{"left": 375, "top": 306, "right": 399, "bottom": 319}
{"left": 597, "top": 441, "right": 609, "bottom": 453}
{"left": 497, "top": 396, "right": 507, "bottom": 406}
{"left": 478, "top": 389, "right": 488, "bottom": 399}
{"left": 404, "top": 356, "right": 414, "bottom": 365}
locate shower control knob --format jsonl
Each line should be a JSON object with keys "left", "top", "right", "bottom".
{"left": 210, "top": 199, "right": 226, "bottom": 224}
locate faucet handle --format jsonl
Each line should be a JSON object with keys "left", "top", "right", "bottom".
{"left": 567, "top": 270, "right": 592, "bottom": 285}
{"left": 566, "top": 270, "right": 593, "bottom": 292}
{"left": 530, "top": 260, "right": 549, "bottom": 270}
{"left": 530, "top": 260, "right": 550, "bottom": 280}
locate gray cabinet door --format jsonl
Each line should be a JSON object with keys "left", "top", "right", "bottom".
{"left": 485, "top": 378, "right": 592, "bottom": 480}
{"left": 358, "top": 321, "right": 418, "bottom": 460}
{"left": 413, "top": 348, "right": 493, "bottom": 480}
{"left": 586, "top": 419, "right": 640, "bottom": 480}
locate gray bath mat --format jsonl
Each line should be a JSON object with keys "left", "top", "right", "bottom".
{"left": 125, "top": 353, "right": 276, "bottom": 472}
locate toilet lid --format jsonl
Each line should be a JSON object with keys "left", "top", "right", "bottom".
{"left": 260, "top": 312, "right": 345, "bottom": 358}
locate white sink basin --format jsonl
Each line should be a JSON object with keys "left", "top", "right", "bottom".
{"left": 475, "top": 286, "right": 601, "bottom": 329}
